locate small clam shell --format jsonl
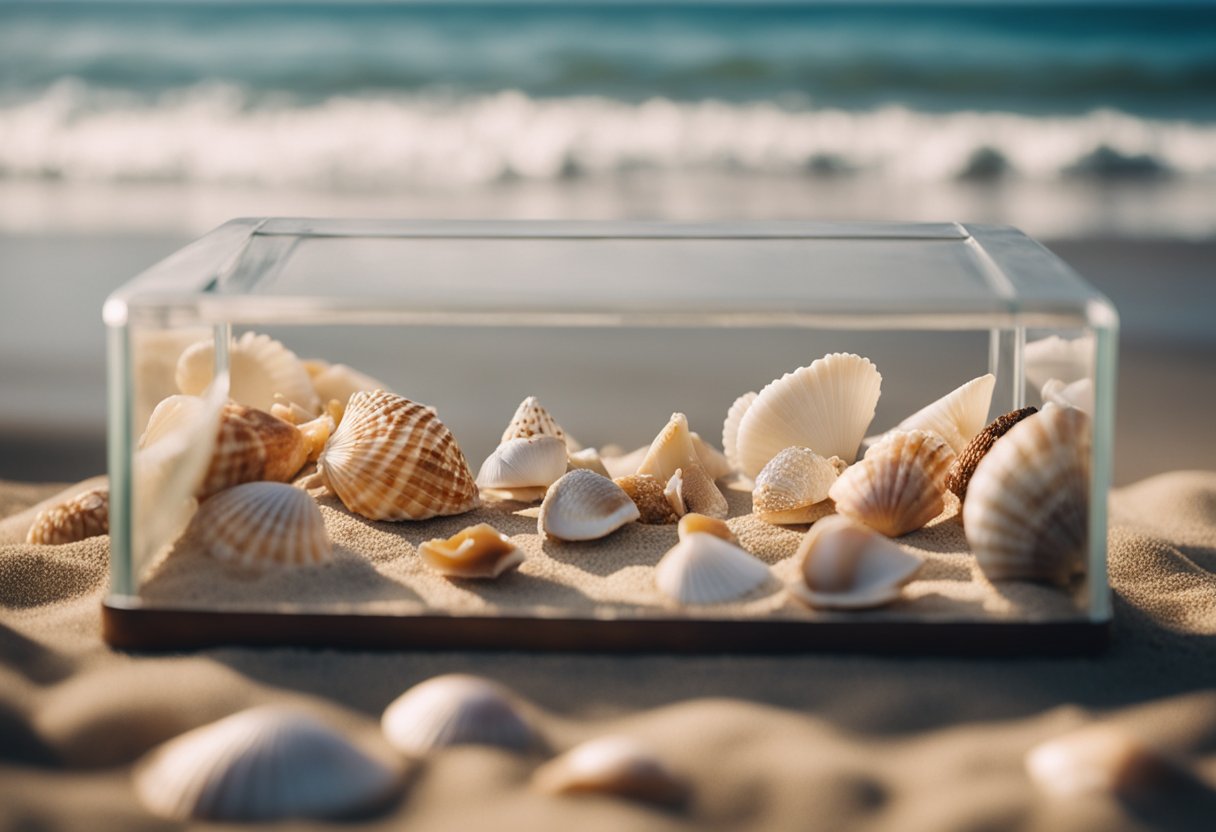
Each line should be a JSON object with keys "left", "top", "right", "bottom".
{"left": 381, "top": 674, "right": 537, "bottom": 755}
{"left": 787, "top": 515, "right": 923, "bottom": 610}
{"left": 637, "top": 413, "right": 728, "bottom": 519}
{"left": 419, "top": 523, "right": 525, "bottom": 579}
{"left": 176, "top": 332, "right": 319, "bottom": 414}
{"left": 25, "top": 487, "right": 109, "bottom": 545}
{"left": 134, "top": 706, "right": 402, "bottom": 821}
{"left": 828, "top": 430, "right": 954, "bottom": 537}
{"left": 187, "top": 482, "right": 332, "bottom": 569}
{"left": 310, "top": 363, "right": 393, "bottom": 405}
{"left": 677, "top": 512, "right": 735, "bottom": 542}
{"left": 945, "top": 407, "right": 1037, "bottom": 502}
{"left": 1025, "top": 724, "right": 1181, "bottom": 798}
{"left": 964, "top": 407, "right": 1089, "bottom": 584}
{"left": 655, "top": 533, "right": 771, "bottom": 605}
{"left": 538, "top": 470, "right": 640, "bottom": 541}
{"left": 722, "top": 391, "right": 757, "bottom": 476}
{"left": 613, "top": 474, "right": 678, "bottom": 524}
{"left": 752, "top": 446, "right": 841, "bottom": 525}
{"left": 500, "top": 395, "right": 579, "bottom": 452}
{"left": 533, "top": 736, "right": 690, "bottom": 807}
{"left": 895, "top": 373, "right": 996, "bottom": 455}
{"left": 567, "top": 447, "right": 610, "bottom": 477}
{"left": 1041, "top": 377, "right": 1094, "bottom": 415}
{"left": 317, "top": 391, "right": 479, "bottom": 521}
{"left": 476, "top": 436, "right": 568, "bottom": 492}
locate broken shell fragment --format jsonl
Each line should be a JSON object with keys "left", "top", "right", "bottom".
{"left": 636, "top": 413, "right": 728, "bottom": 519}
{"left": 381, "top": 674, "right": 537, "bottom": 755}
{"left": 188, "top": 481, "right": 332, "bottom": 569}
{"left": 1025, "top": 724, "right": 1181, "bottom": 798}
{"left": 25, "top": 487, "right": 109, "bottom": 545}
{"left": 655, "top": 533, "right": 771, "bottom": 605}
{"left": 752, "top": 446, "right": 842, "bottom": 525}
{"left": 538, "top": 470, "right": 640, "bottom": 541}
{"left": 677, "top": 512, "right": 735, "bottom": 543}
{"left": 828, "top": 430, "right": 954, "bottom": 537}
{"left": 787, "top": 515, "right": 923, "bottom": 610}
{"left": 533, "top": 736, "right": 690, "bottom": 807}
{"left": 500, "top": 395, "right": 578, "bottom": 451}
{"left": 945, "top": 406, "right": 1037, "bottom": 502}
{"left": 613, "top": 474, "right": 678, "bottom": 525}
{"left": 476, "top": 436, "right": 569, "bottom": 496}
{"left": 663, "top": 469, "right": 686, "bottom": 518}
{"left": 895, "top": 373, "right": 996, "bottom": 455}
{"left": 176, "top": 332, "right": 319, "bottom": 414}
{"left": 418, "top": 523, "right": 525, "bottom": 579}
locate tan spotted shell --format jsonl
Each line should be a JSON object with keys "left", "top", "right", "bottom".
{"left": 317, "top": 390, "right": 479, "bottom": 521}
{"left": 26, "top": 487, "right": 109, "bottom": 545}
{"left": 828, "top": 429, "right": 954, "bottom": 537}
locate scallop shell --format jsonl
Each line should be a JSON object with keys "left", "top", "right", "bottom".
{"left": 538, "top": 470, "right": 640, "bottom": 541}
{"left": 317, "top": 390, "right": 479, "bottom": 521}
{"left": 419, "top": 523, "right": 525, "bottom": 579}
{"left": 963, "top": 407, "right": 1089, "bottom": 584}
{"left": 310, "top": 363, "right": 393, "bottom": 405}
{"left": 895, "top": 373, "right": 995, "bottom": 455}
{"left": 176, "top": 332, "right": 319, "bottom": 414}
{"left": 677, "top": 512, "right": 735, "bottom": 542}
{"left": 663, "top": 469, "right": 686, "bottom": 517}
{"left": 476, "top": 436, "right": 568, "bottom": 494}
{"left": 187, "top": 482, "right": 332, "bottom": 569}
{"left": 735, "top": 353, "right": 882, "bottom": 478}
{"left": 533, "top": 736, "right": 690, "bottom": 807}
{"left": 25, "top": 488, "right": 109, "bottom": 545}
{"left": 945, "top": 407, "right": 1037, "bottom": 502}
{"left": 1025, "top": 724, "right": 1180, "bottom": 798}
{"left": 828, "top": 430, "right": 954, "bottom": 537}
{"left": 636, "top": 413, "right": 728, "bottom": 519}
{"left": 500, "top": 395, "right": 579, "bottom": 451}
{"left": 613, "top": 474, "right": 678, "bottom": 524}
{"left": 381, "top": 674, "right": 537, "bottom": 755}
{"left": 134, "top": 706, "right": 401, "bottom": 821}
{"left": 655, "top": 533, "right": 771, "bottom": 605}
{"left": 1024, "top": 333, "right": 1094, "bottom": 391}
{"left": 787, "top": 515, "right": 923, "bottom": 610}
{"left": 752, "top": 447, "right": 842, "bottom": 525}
{"left": 722, "top": 391, "right": 758, "bottom": 475}
{"left": 1041, "top": 377, "right": 1094, "bottom": 415}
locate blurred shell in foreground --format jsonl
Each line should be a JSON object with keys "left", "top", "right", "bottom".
{"left": 25, "top": 487, "right": 109, "bottom": 545}
{"left": 533, "top": 736, "right": 690, "bottom": 807}
{"left": 381, "top": 674, "right": 537, "bottom": 755}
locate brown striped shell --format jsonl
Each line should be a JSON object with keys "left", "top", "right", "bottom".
{"left": 188, "top": 482, "right": 331, "bottom": 569}
{"left": 316, "top": 390, "right": 479, "bottom": 521}
{"left": 201, "top": 403, "right": 310, "bottom": 499}
{"left": 828, "top": 430, "right": 955, "bottom": 537}
{"left": 25, "top": 487, "right": 109, "bottom": 545}
{"left": 945, "top": 406, "right": 1037, "bottom": 502}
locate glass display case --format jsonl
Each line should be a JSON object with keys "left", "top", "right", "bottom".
{"left": 102, "top": 220, "right": 1117, "bottom": 653}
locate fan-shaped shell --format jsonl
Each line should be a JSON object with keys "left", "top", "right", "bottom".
{"left": 310, "top": 363, "right": 392, "bottom": 405}
{"left": 677, "top": 512, "right": 735, "bottom": 542}
{"left": 828, "top": 430, "right": 954, "bottom": 537}
{"left": 1024, "top": 333, "right": 1094, "bottom": 391}
{"left": 613, "top": 474, "right": 678, "bottom": 525}
{"left": 722, "top": 391, "right": 758, "bottom": 475}
{"left": 655, "top": 533, "right": 771, "bottom": 605}
{"left": 134, "top": 706, "right": 402, "bottom": 821}
{"left": 1025, "top": 724, "right": 1180, "bottom": 798}
{"left": 1041, "top": 377, "right": 1094, "bottom": 415}
{"left": 963, "top": 407, "right": 1090, "bottom": 584}
{"left": 945, "top": 407, "right": 1037, "bottom": 502}
{"left": 788, "top": 515, "right": 923, "bottom": 610}
{"left": 500, "top": 395, "right": 579, "bottom": 451}
{"left": 25, "top": 488, "right": 109, "bottom": 545}
{"left": 176, "top": 332, "right": 319, "bottom": 414}
{"left": 533, "top": 736, "right": 690, "bottom": 807}
{"left": 317, "top": 391, "right": 479, "bottom": 521}
{"left": 476, "top": 436, "right": 568, "bottom": 492}
{"left": 752, "top": 447, "right": 842, "bottom": 525}
{"left": 663, "top": 469, "right": 686, "bottom": 517}
{"left": 419, "top": 523, "right": 525, "bottom": 579}
{"left": 636, "top": 413, "right": 728, "bottom": 519}
{"left": 735, "top": 353, "right": 882, "bottom": 479}
{"left": 895, "top": 373, "right": 995, "bottom": 455}
{"left": 188, "top": 482, "right": 331, "bottom": 569}
{"left": 381, "top": 674, "right": 537, "bottom": 755}
{"left": 538, "top": 470, "right": 640, "bottom": 541}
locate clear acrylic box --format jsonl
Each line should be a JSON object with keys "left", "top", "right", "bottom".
{"left": 102, "top": 220, "right": 1117, "bottom": 653}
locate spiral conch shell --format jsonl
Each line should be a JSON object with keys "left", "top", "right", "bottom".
{"left": 176, "top": 332, "right": 319, "bottom": 414}
{"left": 787, "top": 515, "right": 923, "bottom": 610}
{"left": 317, "top": 390, "right": 479, "bottom": 521}
{"left": 419, "top": 523, "right": 525, "bottom": 579}
{"left": 895, "top": 373, "right": 995, "bottom": 455}
{"left": 636, "top": 413, "right": 728, "bottom": 519}
{"left": 828, "top": 430, "right": 954, "bottom": 537}
{"left": 187, "top": 481, "right": 332, "bottom": 569}
{"left": 751, "top": 447, "right": 843, "bottom": 525}
{"left": 533, "top": 736, "right": 690, "bottom": 807}
{"left": 964, "top": 407, "right": 1090, "bottom": 584}
{"left": 538, "top": 470, "right": 640, "bottom": 541}
{"left": 25, "top": 488, "right": 109, "bottom": 545}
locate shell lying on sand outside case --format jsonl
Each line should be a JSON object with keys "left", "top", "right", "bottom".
{"left": 187, "top": 481, "right": 332, "bottom": 569}
{"left": 828, "top": 429, "right": 954, "bottom": 537}
{"left": 418, "top": 523, "right": 525, "bottom": 579}
{"left": 176, "top": 331, "right": 320, "bottom": 414}
{"left": 894, "top": 373, "right": 995, "bottom": 455}
{"left": 655, "top": 532, "right": 771, "bottom": 605}
{"left": 381, "top": 674, "right": 538, "bottom": 755}
{"left": 788, "top": 515, "right": 923, "bottom": 610}
{"left": 538, "top": 469, "right": 641, "bottom": 541}
{"left": 533, "top": 736, "right": 691, "bottom": 807}
{"left": 25, "top": 487, "right": 109, "bottom": 545}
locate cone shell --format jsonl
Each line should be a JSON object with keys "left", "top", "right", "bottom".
{"left": 25, "top": 488, "right": 109, "bottom": 545}
{"left": 735, "top": 353, "right": 882, "bottom": 478}
{"left": 381, "top": 674, "right": 537, "bottom": 755}
{"left": 176, "top": 332, "right": 319, "bottom": 414}
{"left": 533, "top": 736, "right": 690, "bottom": 807}
{"left": 538, "top": 470, "right": 640, "bottom": 541}
{"left": 310, "top": 362, "right": 392, "bottom": 405}
{"left": 317, "top": 391, "right": 479, "bottom": 521}
{"left": 828, "top": 430, "right": 954, "bottom": 537}
{"left": 477, "top": 436, "right": 568, "bottom": 492}
{"left": 677, "top": 512, "right": 735, "bottom": 543}
{"left": 636, "top": 413, "right": 728, "bottom": 519}
{"left": 500, "top": 395, "right": 578, "bottom": 451}
{"left": 419, "top": 523, "right": 525, "bottom": 579}
{"left": 788, "top": 515, "right": 923, "bottom": 610}
{"left": 1025, "top": 724, "right": 1180, "bottom": 798}
{"left": 895, "top": 373, "right": 995, "bottom": 455}
{"left": 945, "top": 407, "right": 1037, "bottom": 502}
{"left": 188, "top": 482, "right": 332, "bottom": 569}
{"left": 655, "top": 533, "right": 771, "bottom": 605}
{"left": 752, "top": 447, "right": 842, "bottom": 525}
{"left": 722, "top": 391, "right": 757, "bottom": 475}
{"left": 614, "top": 474, "right": 678, "bottom": 524}
{"left": 963, "top": 407, "right": 1090, "bottom": 584}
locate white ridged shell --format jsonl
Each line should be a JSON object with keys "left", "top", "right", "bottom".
{"left": 735, "top": 353, "right": 882, "bottom": 478}
{"left": 895, "top": 373, "right": 995, "bottom": 455}
{"left": 188, "top": 482, "right": 331, "bottom": 569}
{"left": 636, "top": 413, "right": 728, "bottom": 519}
{"left": 964, "top": 407, "right": 1090, "bottom": 584}
{"left": 500, "top": 395, "right": 579, "bottom": 451}
{"left": 533, "top": 736, "right": 690, "bottom": 806}
{"left": 752, "top": 447, "right": 841, "bottom": 524}
{"left": 538, "top": 470, "right": 640, "bottom": 541}
{"left": 788, "top": 515, "right": 923, "bottom": 609}
{"left": 476, "top": 436, "right": 568, "bottom": 491}
{"left": 1041, "top": 377, "right": 1094, "bottom": 415}
{"left": 828, "top": 430, "right": 954, "bottom": 537}
{"left": 381, "top": 674, "right": 536, "bottom": 755}
{"left": 722, "top": 391, "right": 757, "bottom": 475}
{"left": 655, "top": 533, "right": 771, "bottom": 605}
{"left": 176, "top": 332, "right": 319, "bottom": 414}
{"left": 134, "top": 706, "right": 401, "bottom": 821}
{"left": 310, "top": 363, "right": 393, "bottom": 405}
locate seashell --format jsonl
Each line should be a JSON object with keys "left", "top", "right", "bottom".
{"left": 1024, "top": 333, "right": 1094, "bottom": 391}
{"left": 945, "top": 407, "right": 1037, "bottom": 502}
{"left": 787, "top": 515, "right": 923, "bottom": 610}
{"left": 964, "top": 407, "right": 1089, "bottom": 584}
{"left": 636, "top": 413, "right": 728, "bottom": 519}
{"left": 828, "top": 430, "right": 954, "bottom": 537}
{"left": 533, "top": 736, "right": 690, "bottom": 807}
{"left": 419, "top": 523, "right": 525, "bottom": 579}
{"left": 655, "top": 533, "right": 771, "bottom": 605}
{"left": 722, "top": 391, "right": 758, "bottom": 475}
{"left": 1041, "top": 377, "right": 1094, "bottom": 415}
{"left": 187, "top": 482, "right": 332, "bottom": 569}
{"left": 895, "top": 373, "right": 995, "bottom": 455}
{"left": 601, "top": 445, "right": 649, "bottom": 479}
{"left": 381, "top": 674, "right": 537, "bottom": 755}
{"left": 567, "top": 447, "right": 610, "bottom": 477}
{"left": 310, "top": 363, "right": 393, "bottom": 405}
{"left": 613, "top": 474, "right": 677, "bottom": 525}
{"left": 25, "top": 488, "right": 109, "bottom": 545}
{"left": 663, "top": 469, "right": 686, "bottom": 517}
{"left": 317, "top": 390, "right": 479, "bottom": 521}
{"left": 1025, "top": 724, "right": 1181, "bottom": 799}
{"left": 176, "top": 332, "right": 319, "bottom": 414}
{"left": 476, "top": 436, "right": 568, "bottom": 496}
{"left": 500, "top": 395, "right": 579, "bottom": 452}
{"left": 133, "top": 326, "right": 211, "bottom": 432}
{"left": 690, "top": 433, "right": 732, "bottom": 481}
{"left": 735, "top": 353, "right": 882, "bottom": 478}
{"left": 134, "top": 705, "right": 401, "bottom": 821}
{"left": 538, "top": 470, "right": 640, "bottom": 541}
{"left": 752, "top": 446, "right": 842, "bottom": 525}
{"left": 677, "top": 512, "right": 735, "bottom": 542}
{"left": 203, "top": 402, "right": 311, "bottom": 499}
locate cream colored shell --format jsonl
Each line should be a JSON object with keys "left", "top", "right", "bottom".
{"left": 25, "top": 487, "right": 109, "bottom": 545}
{"left": 752, "top": 446, "right": 842, "bottom": 525}
{"left": 677, "top": 512, "right": 735, "bottom": 542}
{"left": 788, "top": 515, "right": 923, "bottom": 610}
{"left": 189, "top": 481, "right": 332, "bottom": 569}
{"left": 418, "top": 523, "right": 525, "bottom": 579}
{"left": 476, "top": 435, "right": 568, "bottom": 492}
{"left": 722, "top": 391, "right": 757, "bottom": 476}
{"left": 176, "top": 332, "right": 319, "bottom": 414}
{"left": 381, "top": 674, "right": 537, "bottom": 755}
{"left": 538, "top": 470, "right": 640, "bottom": 541}
{"left": 533, "top": 736, "right": 690, "bottom": 807}
{"left": 895, "top": 373, "right": 996, "bottom": 455}
{"left": 309, "top": 362, "right": 392, "bottom": 406}
{"left": 828, "top": 430, "right": 954, "bottom": 537}
{"left": 636, "top": 413, "right": 728, "bottom": 519}
{"left": 655, "top": 532, "right": 771, "bottom": 605}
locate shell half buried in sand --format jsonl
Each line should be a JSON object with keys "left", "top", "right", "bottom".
{"left": 381, "top": 674, "right": 538, "bottom": 756}
{"left": 25, "top": 487, "right": 109, "bottom": 545}
{"left": 476, "top": 435, "right": 569, "bottom": 498}
{"left": 751, "top": 446, "right": 843, "bottom": 525}
{"left": 721, "top": 390, "right": 758, "bottom": 477}
{"left": 176, "top": 331, "right": 320, "bottom": 414}
{"left": 655, "top": 532, "right": 771, "bottom": 605}
{"left": 613, "top": 474, "right": 678, "bottom": 525}
{"left": 418, "top": 523, "right": 525, "bottom": 579}
{"left": 533, "top": 735, "right": 691, "bottom": 807}
{"left": 636, "top": 412, "right": 728, "bottom": 519}
{"left": 945, "top": 406, "right": 1038, "bottom": 502}
{"left": 788, "top": 515, "right": 923, "bottom": 610}
{"left": 677, "top": 512, "right": 736, "bottom": 542}
{"left": 187, "top": 481, "right": 332, "bottom": 570}
{"left": 894, "top": 373, "right": 996, "bottom": 455}
{"left": 538, "top": 469, "right": 640, "bottom": 541}
{"left": 829, "top": 429, "right": 954, "bottom": 537}
{"left": 134, "top": 706, "right": 402, "bottom": 822}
